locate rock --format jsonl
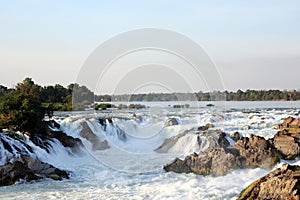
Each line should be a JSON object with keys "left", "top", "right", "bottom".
{"left": 233, "top": 135, "right": 279, "bottom": 168}
{"left": 238, "top": 164, "right": 300, "bottom": 200}
{"left": 21, "top": 156, "right": 69, "bottom": 180}
{"left": 48, "top": 120, "right": 60, "bottom": 129}
{"left": 229, "top": 132, "right": 241, "bottom": 142}
{"left": 279, "top": 116, "right": 300, "bottom": 130}
{"left": 48, "top": 131, "right": 83, "bottom": 154}
{"left": 164, "top": 147, "right": 241, "bottom": 176}
{"left": 198, "top": 123, "right": 214, "bottom": 131}
{"left": 155, "top": 131, "right": 190, "bottom": 153}
{"left": 272, "top": 130, "right": 300, "bottom": 160}
{"left": 156, "top": 129, "right": 231, "bottom": 153}
{"left": 165, "top": 118, "right": 179, "bottom": 126}
{"left": 0, "top": 156, "right": 69, "bottom": 186}
{"left": 0, "top": 161, "right": 39, "bottom": 186}
{"left": 164, "top": 134, "right": 279, "bottom": 176}
{"left": 80, "top": 121, "right": 110, "bottom": 151}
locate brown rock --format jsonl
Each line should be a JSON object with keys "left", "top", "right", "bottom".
{"left": 164, "top": 135, "right": 279, "bottom": 176}
{"left": 164, "top": 147, "right": 240, "bottom": 176}
{"left": 238, "top": 164, "right": 300, "bottom": 200}
{"left": 0, "top": 156, "right": 69, "bottom": 186}
{"left": 272, "top": 130, "right": 300, "bottom": 160}
{"left": 80, "top": 121, "right": 110, "bottom": 151}
{"left": 22, "top": 156, "right": 69, "bottom": 180}
{"left": 233, "top": 135, "right": 279, "bottom": 169}
{"left": 0, "top": 161, "right": 39, "bottom": 186}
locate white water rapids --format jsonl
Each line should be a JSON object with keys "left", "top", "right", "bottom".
{"left": 1, "top": 101, "right": 300, "bottom": 200}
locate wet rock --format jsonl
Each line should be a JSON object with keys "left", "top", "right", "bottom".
{"left": 48, "top": 131, "right": 83, "bottom": 153}
{"left": 229, "top": 131, "right": 241, "bottom": 142}
{"left": 21, "top": 156, "right": 69, "bottom": 180}
{"left": 0, "top": 161, "right": 39, "bottom": 186}
{"left": 165, "top": 118, "right": 179, "bottom": 126}
{"left": 233, "top": 135, "right": 279, "bottom": 168}
{"left": 164, "top": 135, "right": 279, "bottom": 176}
{"left": 197, "top": 123, "right": 214, "bottom": 131}
{"left": 155, "top": 131, "right": 190, "bottom": 153}
{"left": 48, "top": 120, "right": 60, "bottom": 129}
{"left": 238, "top": 164, "right": 300, "bottom": 200}
{"left": 80, "top": 121, "right": 110, "bottom": 151}
{"left": 164, "top": 147, "right": 240, "bottom": 176}
{"left": 0, "top": 156, "right": 69, "bottom": 186}
{"left": 272, "top": 130, "right": 300, "bottom": 160}
{"left": 156, "top": 129, "right": 231, "bottom": 153}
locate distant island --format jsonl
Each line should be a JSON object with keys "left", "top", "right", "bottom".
{"left": 1, "top": 77, "right": 299, "bottom": 114}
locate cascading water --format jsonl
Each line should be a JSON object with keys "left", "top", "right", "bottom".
{"left": 1, "top": 101, "right": 300, "bottom": 199}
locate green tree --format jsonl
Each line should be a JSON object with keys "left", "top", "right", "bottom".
{"left": 0, "top": 78, "right": 45, "bottom": 134}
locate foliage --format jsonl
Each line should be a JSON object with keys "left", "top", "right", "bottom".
{"left": 0, "top": 78, "right": 45, "bottom": 133}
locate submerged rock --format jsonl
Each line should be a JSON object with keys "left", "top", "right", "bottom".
{"left": 238, "top": 164, "right": 300, "bottom": 200}
{"left": 0, "top": 156, "right": 69, "bottom": 186}
{"left": 165, "top": 118, "right": 179, "bottom": 126}
{"left": 197, "top": 123, "right": 214, "bottom": 131}
{"left": 79, "top": 121, "right": 110, "bottom": 151}
{"left": 156, "top": 129, "right": 231, "bottom": 154}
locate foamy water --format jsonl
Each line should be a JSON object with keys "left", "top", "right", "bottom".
{"left": 0, "top": 101, "right": 299, "bottom": 199}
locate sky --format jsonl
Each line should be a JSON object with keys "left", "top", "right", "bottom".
{"left": 0, "top": 0, "right": 299, "bottom": 94}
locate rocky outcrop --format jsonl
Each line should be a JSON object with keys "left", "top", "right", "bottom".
{"left": 155, "top": 131, "right": 190, "bottom": 153}
{"left": 164, "top": 135, "right": 280, "bottom": 176}
{"left": 164, "top": 147, "right": 241, "bottom": 176}
{"left": 79, "top": 121, "right": 110, "bottom": 151}
{"left": 238, "top": 164, "right": 300, "bottom": 200}
{"left": 197, "top": 123, "right": 214, "bottom": 131}
{"left": 279, "top": 116, "right": 300, "bottom": 130}
{"left": 0, "top": 161, "right": 39, "bottom": 186}
{"left": 156, "top": 129, "right": 231, "bottom": 153}
{"left": 272, "top": 130, "right": 300, "bottom": 160}
{"left": 22, "top": 156, "right": 69, "bottom": 180}
{"left": 165, "top": 118, "right": 179, "bottom": 126}
{"left": 233, "top": 135, "right": 279, "bottom": 169}
{"left": 0, "top": 156, "right": 69, "bottom": 186}
{"left": 272, "top": 117, "right": 300, "bottom": 160}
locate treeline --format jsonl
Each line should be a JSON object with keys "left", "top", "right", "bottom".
{"left": 0, "top": 78, "right": 94, "bottom": 133}
{"left": 96, "top": 90, "right": 300, "bottom": 102}
{"left": 0, "top": 78, "right": 94, "bottom": 112}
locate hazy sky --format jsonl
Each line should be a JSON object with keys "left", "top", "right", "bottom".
{"left": 0, "top": 0, "right": 299, "bottom": 93}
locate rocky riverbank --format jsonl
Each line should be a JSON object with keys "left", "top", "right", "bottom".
{"left": 163, "top": 116, "right": 300, "bottom": 198}
{"left": 0, "top": 120, "right": 81, "bottom": 186}
{"left": 238, "top": 164, "right": 300, "bottom": 199}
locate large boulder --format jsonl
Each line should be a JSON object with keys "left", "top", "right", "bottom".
{"left": 272, "top": 116, "right": 300, "bottom": 160}
{"left": 164, "top": 147, "right": 241, "bottom": 176}
{"left": 238, "top": 164, "right": 300, "bottom": 200}
{"left": 21, "top": 156, "right": 69, "bottom": 180}
{"left": 0, "top": 161, "right": 39, "bottom": 186}
{"left": 79, "top": 121, "right": 110, "bottom": 151}
{"left": 164, "top": 135, "right": 280, "bottom": 176}
{"left": 0, "top": 156, "right": 69, "bottom": 186}
{"left": 279, "top": 116, "right": 300, "bottom": 130}
{"left": 272, "top": 130, "right": 300, "bottom": 160}
{"left": 233, "top": 135, "right": 279, "bottom": 168}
